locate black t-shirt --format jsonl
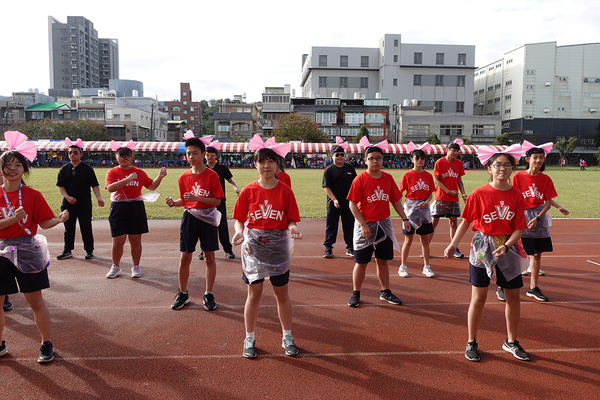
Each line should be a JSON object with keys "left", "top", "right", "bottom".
{"left": 322, "top": 162, "right": 357, "bottom": 209}
{"left": 207, "top": 163, "right": 233, "bottom": 201}
{"left": 56, "top": 161, "right": 100, "bottom": 204}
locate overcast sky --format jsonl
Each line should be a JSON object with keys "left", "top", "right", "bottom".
{"left": 2, "top": 0, "right": 598, "bottom": 103}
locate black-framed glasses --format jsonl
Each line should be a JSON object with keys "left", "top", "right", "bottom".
{"left": 490, "top": 163, "right": 513, "bottom": 170}
{"left": 334, "top": 153, "right": 345, "bottom": 157}
{"left": 367, "top": 157, "right": 384, "bottom": 162}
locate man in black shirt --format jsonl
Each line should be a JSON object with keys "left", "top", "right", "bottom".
{"left": 322, "top": 145, "right": 357, "bottom": 258}
{"left": 203, "top": 146, "right": 240, "bottom": 259}
{"left": 56, "top": 144, "right": 104, "bottom": 260}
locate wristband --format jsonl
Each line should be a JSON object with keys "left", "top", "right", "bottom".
{"left": 403, "top": 219, "right": 409, "bottom": 222}
{"left": 535, "top": 216, "right": 541, "bottom": 222}
{"left": 502, "top": 244, "right": 509, "bottom": 252}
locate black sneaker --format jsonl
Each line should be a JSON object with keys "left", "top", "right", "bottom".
{"left": 0, "top": 340, "right": 7, "bottom": 357}
{"left": 282, "top": 334, "right": 299, "bottom": 356}
{"left": 243, "top": 337, "right": 257, "bottom": 359}
{"left": 56, "top": 251, "right": 72, "bottom": 260}
{"left": 323, "top": 247, "right": 333, "bottom": 258}
{"left": 496, "top": 287, "right": 506, "bottom": 302}
{"left": 84, "top": 252, "right": 94, "bottom": 260}
{"left": 526, "top": 287, "right": 548, "bottom": 302}
{"left": 203, "top": 292, "right": 217, "bottom": 311}
{"left": 3, "top": 296, "right": 12, "bottom": 311}
{"left": 198, "top": 252, "right": 204, "bottom": 261}
{"left": 465, "top": 341, "right": 480, "bottom": 362}
{"left": 38, "top": 341, "right": 54, "bottom": 363}
{"left": 379, "top": 289, "right": 402, "bottom": 305}
{"left": 502, "top": 339, "right": 530, "bottom": 361}
{"left": 171, "top": 291, "right": 190, "bottom": 310}
{"left": 345, "top": 249, "right": 354, "bottom": 257}
{"left": 348, "top": 291, "right": 360, "bottom": 307}
{"left": 225, "top": 252, "right": 235, "bottom": 259}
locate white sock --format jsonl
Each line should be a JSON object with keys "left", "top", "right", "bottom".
{"left": 282, "top": 329, "right": 292, "bottom": 337}
{"left": 246, "top": 332, "right": 255, "bottom": 339}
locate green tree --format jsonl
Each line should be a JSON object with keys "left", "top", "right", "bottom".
{"left": 494, "top": 133, "right": 511, "bottom": 145}
{"left": 353, "top": 126, "right": 370, "bottom": 144}
{"left": 273, "top": 114, "right": 327, "bottom": 142}
{"left": 11, "top": 119, "right": 108, "bottom": 140}
{"left": 595, "top": 121, "right": 600, "bottom": 147}
{"left": 462, "top": 137, "right": 474, "bottom": 145}
{"left": 554, "top": 137, "right": 578, "bottom": 159}
{"left": 425, "top": 133, "right": 441, "bottom": 144}
{"left": 596, "top": 147, "right": 600, "bottom": 164}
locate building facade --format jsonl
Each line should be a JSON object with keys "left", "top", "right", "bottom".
{"left": 261, "top": 85, "right": 292, "bottom": 135}
{"left": 213, "top": 96, "right": 259, "bottom": 140}
{"left": 48, "top": 16, "right": 119, "bottom": 90}
{"left": 474, "top": 41, "right": 600, "bottom": 144}
{"left": 164, "top": 83, "right": 202, "bottom": 136}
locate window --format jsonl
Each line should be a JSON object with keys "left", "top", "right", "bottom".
{"left": 505, "top": 95, "right": 512, "bottom": 100}
{"left": 340, "top": 55, "right": 348, "bottom": 67}
{"left": 526, "top": 85, "right": 535, "bottom": 89}
{"left": 393, "top": 55, "right": 398, "bottom": 63}
{"left": 558, "top": 92, "right": 571, "bottom": 97}
{"left": 488, "top": 86, "right": 494, "bottom": 91}
{"left": 340, "top": 77, "right": 348, "bottom": 88}
{"left": 408, "top": 124, "right": 430, "bottom": 136}
{"left": 319, "top": 77, "right": 327, "bottom": 87}
{"left": 182, "top": 92, "right": 187, "bottom": 96}
{"left": 345, "top": 112, "right": 364, "bottom": 125}
{"left": 458, "top": 53, "right": 466, "bottom": 65}
{"left": 237, "top": 108, "right": 242, "bottom": 112}
{"left": 172, "top": 106, "right": 181, "bottom": 111}
{"left": 413, "top": 75, "right": 422, "bottom": 86}
{"left": 487, "top": 100, "right": 493, "bottom": 104}
{"left": 559, "top": 77, "right": 567, "bottom": 81}
{"left": 361, "top": 56, "right": 369, "bottom": 67}
{"left": 393, "top": 78, "right": 397, "bottom": 86}
{"left": 360, "top": 77, "right": 368, "bottom": 88}
{"left": 440, "top": 125, "right": 463, "bottom": 136}
{"left": 435, "top": 101, "right": 443, "bottom": 112}
{"left": 478, "top": 89, "right": 484, "bottom": 94}
{"left": 316, "top": 112, "right": 337, "bottom": 124}
{"left": 394, "top": 39, "right": 398, "bottom": 46}
{"left": 558, "top": 107, "right": 566, "bottom": 111}
{"left": 525, "top": 100, "right": 534, "bottom": 104}
{"left": 472, "top": 125, "right": 495, "bottom": 136}
{"left": 124, "top": 114, "right": 131, "bottom": 120}
{"left": 495, "top": 84, "right": 501, "bottom": 89}
{"left": 505, "top": 80, "right": 512, "bottom": 86}
{"left": 494, "top": 97, "right": 500, "bottom": 102}
{"left": 435, "top": 75, "right": 444, "bottom": 86}
{"left": 183, "top": 101, "right": 187, "bottom": 105}
{"left": 365, "top": 113, "right": 384, "bottom": 124}
{"left": 414, "top": 52, "right": 422, "bottom": 64}
{"left": 457, "top": 76, "right": 465, "bottom": 87}
{"left": 183, "top": 110, "right": 188, "bottom": 114}
{"left": 504, "top": 109, "right": 511, "bottom": 114}
{"left": 319, "top": 55, "right": 327, "bottom": 67}
{"left": 526, "top": 70, "right": 535, "bottom": 74}
{"left": 436, "top": 53, "right": 444, "bottom": 65}
{"left": 456, "top": 102, "right": 464, "bottom": 113}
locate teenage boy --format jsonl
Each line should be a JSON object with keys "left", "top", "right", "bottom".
{"left": 346, "top": 146, "right": 411, "bottom": 307}
{"left": 322, "top": 145, "right": 357, "bottom": 258}
{"left": 166, "top": 138, "right": 224, "bottom": 311}
{"left": 56, "top": 143, "right": 104, "bottom": 260}
{"left": 430, "top": 142, "right": 468, "bottom": 258}
{"left": 201, "top": 146, "right": 241, "bottom": 260}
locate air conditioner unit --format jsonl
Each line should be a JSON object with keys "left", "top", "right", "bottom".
{"left": 591, "top": 108, "right": 597, "bottom": 113}
{"left": 543, "top": 108, "right": 550, "bottom": 113}
{"left": 544, "top": 82, "right": 551, "bottom": 86}
{"left": 478, "top": 102, "right": 484, "bottom": 106}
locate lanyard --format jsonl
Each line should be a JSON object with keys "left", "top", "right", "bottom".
{"left": 2, "top": 184, "right": 32, "bottom": 235}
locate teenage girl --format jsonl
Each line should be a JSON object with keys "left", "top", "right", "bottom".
{"left": 232, "top": 148, "right": 302, "bottom": 359}
{"left": 445, "top": 146, "right": 530, "bottom": 362}
{"left": 398, "top": 149, "right": 435, "bottom": 278}
{"left": 105, "top": 144, "right": 167, "bottom": 279}
{"left": 509, "top": 143, "right": 561, "bottom": 302}
{"left": 0, "top": 134, "right": 69, "bottom": 363}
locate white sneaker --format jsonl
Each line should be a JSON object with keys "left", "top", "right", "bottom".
{"left": 422, "top": 265, "right": 435, "bottom": 278}
{"left": 106, "top": 265, "right": 121, "bottom": 279}
{"left": 131, "top": 265, "right": 141, "bottom": 278}
{"left": 526, "top": 267, "right": 545, "bottom": 276}
{"left": 398, "top": 265, "right": 409, "bottom": 278}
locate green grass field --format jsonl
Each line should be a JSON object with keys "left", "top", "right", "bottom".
{"left": 24, "top": 166, "right": 598, "bottom": 219}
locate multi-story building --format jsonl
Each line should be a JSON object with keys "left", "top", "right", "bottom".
{"left": 213, "top": 95, "right": 260, "bottom": 140}
{"left": 261, "top": 85, "right": 292, "bottom": 135}
{"left": 48, "top": 16, "right": 119, "bottom": 90}
{"left": 1, "top": 99, "right": 26, "bottom": 134}
{"left": 301, "top": 34, "right": 476, "bottom": 142}
{"left": 474, "top": 41, "right": 600, "bottom": 144}
{"left": 164, "top": 83, "right": 202, "bottom": 136}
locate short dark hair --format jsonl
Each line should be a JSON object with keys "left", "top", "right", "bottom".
{"left": 364, "top": 146, "right": 383, "bottom": 158}
{"left": 68, "top": 145, "right": 83, "bottom": 152}
{"left": 411, "top": 149, "right": 426, "bottom": 159}
{"left": 253, "top": 148, "right": 278, "bottom": 163}
{"left": 116, "top": 147, "right": 133, "bottom": 158}
{"left": 331, "top": 145, "right": 345, "bottom": 154}
{"left": 205, "top": 146, "right": 218, "bottom": 155}
{"left": 185, "top": 138, "right": 205, "bottom": 152}
{"left": 447, "top": 143, "right": 460, "bottom": 150}
{"left": 525, "top": 147, "right": 546, "bottom": 171}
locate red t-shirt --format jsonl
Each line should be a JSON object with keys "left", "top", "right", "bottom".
{"left": 233, "top": 181, "right": 300, "bottom": 230}
{"left": 399, "top": 170, "right": 435, "bottom": 200}
{"left": 510, "top": 171, "right": 557, "bottom": 209}
{"left": 178, "top": 168, "right": 224, "bottom": 209}
{"left": 0, "top": 186, "right": 55, "bottom": 239}
{"left": 433, "top": 157, "right": 465, "bottom": 201}
{"left": 462, "top": 184, "right": 527, "bottom": 236}
{"left": 105, "top": 166, "right": 153, "bottom": 200}
{"left": 347, "top": 171, "right": 401, "bottom": 221}
{"left": 276, "top": 171, "right": 291, "bottom": 188}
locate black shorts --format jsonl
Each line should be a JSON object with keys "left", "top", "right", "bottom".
{"left": 469, "top": 263, "right": 523, "bottom": 289}
{"left": 242, "top": 269, "right": 289, "bottom": 287}
{"left": 179, "top": 211, "right": 219, "bottom": 253}
{"left": 0, "top": 257, "right": 50, "bottom": 295}
{"left": 521, "top": 237, "right": 553, "bottom": 255}
{"left": 108, "top": 201, "right": 149, "bottom": 237}
{"left": 354, "top": 234, "right": 394, "bottom": 264}
{"left": 403, "top": 222, "right": 434, "bottom": 236}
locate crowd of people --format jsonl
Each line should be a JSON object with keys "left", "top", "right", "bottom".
{"left": 0, "top": 131, "right": 570, "bottom": 364}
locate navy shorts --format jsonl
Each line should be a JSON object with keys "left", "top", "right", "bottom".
{"left": 0, "top": 257, "right": 50, "bottom": 295}
{"left": 403, "top": 222, "right": 434, "bottom": 236}
{"left": 354, "top": 230, "right": 395, "bottom": 264}
{"left": 242, "top": 269, "right": 289, "bottom": 287}
{"left": 521, "top": 237, "right": 553, "bottom": 255}
{"left": 469, "top": 263, "right": 523, "bottom": 289}
{"left": 108, "top": 201, "right": 149, "bottom": 237}
{"left": 179, "top": 211, "right": 219, "bottom": 253}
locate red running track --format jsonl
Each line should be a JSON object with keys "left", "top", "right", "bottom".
{"left": 1, "top": 218, "right": 599, "bottom": 399}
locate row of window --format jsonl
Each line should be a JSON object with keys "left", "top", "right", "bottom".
{"left": 314, "top": 112, "right": 386, "bottom": 125}
{"left": 318, "top": 52, "right": 467, "bottom": 68}
{"left": 319, "top": 76, "right": 368, "bottom": 88}
{"left": 407, "top": 124, "right": 495, "bottom": 136}
{"left": 414, "top": 52, "right": 466, "bottom": 66}
{"left": 413, "top": 75, "right": 466, "bottom": 87}
{"left": 321, "top": 127, "right": 386, "bottom": 137}
{"left": 319, "top": 55, "right": 370, "bottom": 68}
{"left": 263, "top": 95, "right": 290, "bottom": 103}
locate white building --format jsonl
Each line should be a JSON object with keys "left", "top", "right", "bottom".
{"left": 474, "top": 41, "right": 600, "bottom": 145}
{"left": 261, "top": 85, "right": 292, "bottom": 134}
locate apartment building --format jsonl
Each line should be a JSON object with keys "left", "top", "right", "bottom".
{"left": 261, "top": 85, "right": 292, "bottom": 135}
{"left": 164, "top": 83, "right": 202, "bottom": 136}
{"left": 213, "top": 95, "right": 260, "bottom": 140}
{"left": 474, "top": 41, "right": 600, "bottom": 144}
